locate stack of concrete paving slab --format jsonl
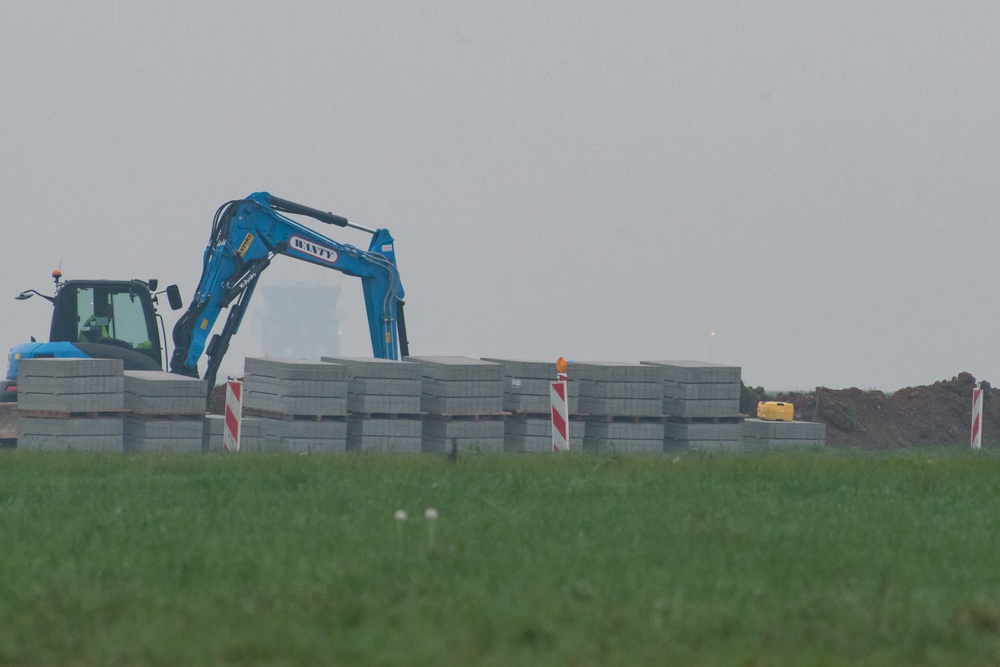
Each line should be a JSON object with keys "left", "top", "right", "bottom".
{"left": 571, "top": 362, "right": 665, "bottom": 453}
{"left": 322, "top": 356, "right": 423, "bottom": 453}
{"left": 743, "top": 419, "right": 826, "bottom": 451}
{"left": 243, "top": 357, "right": 348, "bottom": 454}
{"left": 122, "top": 371, "right": 206, "bottom": 453}
{"left": 16, "top": 358, "right": 124, "bottom": 451}
{"left": 641, "top": 360, "right": 742, "bottom": 418}
{"left": 481, "top": 358, "right": 583, "bottom": 452}
{"left": 202, "top": 414, "right": 267, "bottom": 452}
{"left": 641, "top": 360, "right": 744, "bottom": 451}
{"left": 407, "top": 356, "right": 504, "bottom": 453}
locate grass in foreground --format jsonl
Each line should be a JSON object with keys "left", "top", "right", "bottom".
{"left": 1, "top": 449, "right": 1000, "bottom": 666}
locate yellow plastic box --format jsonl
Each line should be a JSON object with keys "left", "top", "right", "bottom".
{"left": 757, "top": 401, "right": 793, "bottom": 422}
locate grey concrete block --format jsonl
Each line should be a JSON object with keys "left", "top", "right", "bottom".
{"left": 244, "top": 357, "right": 347, "bottom": 381}
{"left": 422, "top": 379, "right": 504, "bottom": 398}
{"left": 17, "top": 416, "right": 123, "bottom": 451}
{"left": 663, "top": 381, "right": 740, "bottom": 401}
{"left": 19, "top": 375, "right": 123, "bottom": 395}
{"left": 321, "top": 356, "right": 422, "bottom": 380}
{"left": 421, "top": 395, "right": 503, "bottom": 415}
{"left": 481, "top": 358, "right": 564, "bottom": 380}
{"left": 503, "top": 415, "right": 584, "bottom": 452}
{"left": 570, "top": 362, "right": 663, "bottom": 383}
{"left": 346, "top": 378, "right": 422, "bottom": 396}
{"left": 577, "top": 397, "right": 662, "bottom": 417}
{"left": 641, "top": 360, "right": 742, "bottom": 384}
{"left": 406, "top": 356, "right": 503, "bottom": 381}
{"left": 244, "top": 375, "right": 348, "bottom": 399}
{"left": 663, "top": 421, "right": 743, "bottom": 441}
{"left": 245, "top": 394, "right": 347, "bottom": 417}
{"left": 579, "top": 381, "right": 663, "bottom": 400}
{"left": 263, "top": 419, "right": 347, "bottom": 454}
{"left": 743, "top": 419, "right": 826, "bottom": 441}
{"left": 125, "top": 394, "right": 206, "bottom": 415}
{"left": 17, "top": 391, "right": 124, "bottom": 412}
{"left": 347, "top": 394, "right": 422, "bottom": 414}
{"left": 346, "top": 416, "right": 422, "bottom": 452}
{"left": 585, "top": 421, "right": 664, "bottom": 441}
{"left": 347, "top": 417, "right": 423, "bottom": 438}
{"left": 123, "top": 371, "right": 206, "bottom": 397}
{"left": 422, "top": 418, "right": 505, "bottom": 452}
{"left": 124, "top": 416, "right": 203, "bottom": 453}
{"left": 662, "top": 398, "right": 741, "bottom": 418}
{"left": 202, "top": 415, "right": 266, "bottom": 452}
{"left": 17, "top": 358, "right": 123, "bottom": 379}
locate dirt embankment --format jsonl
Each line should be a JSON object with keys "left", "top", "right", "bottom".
{"left": 742, "top": 371, "right": 992, "bottom": 448}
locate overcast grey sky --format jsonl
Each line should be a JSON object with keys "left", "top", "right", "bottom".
{"left": 2, "top": 2, "right": 998, "bottom": 390}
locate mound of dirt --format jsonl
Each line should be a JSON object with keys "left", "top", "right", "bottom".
{"left": 742, "top": 372, "right": 993, "bottom": 448}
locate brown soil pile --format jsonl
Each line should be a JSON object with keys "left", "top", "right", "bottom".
{"left": 743, "top": 371, "right": 994, "bottom": 448}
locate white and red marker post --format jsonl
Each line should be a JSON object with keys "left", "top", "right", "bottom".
{"left": 224, "top": 379, "right": 243, "bottom": 452}
{"left": 971, "top": 382, "right": 983, "bottom": 450}
{"left": 551, "top": 357, "right": 569, "bottom": 452}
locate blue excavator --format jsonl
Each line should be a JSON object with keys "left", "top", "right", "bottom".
{"left": 2, "top": 192, "right": 408, "bottom": 401}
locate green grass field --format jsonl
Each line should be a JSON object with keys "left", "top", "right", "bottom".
{"left": 1, "top": 449, "right": 1000, "bottom": 666}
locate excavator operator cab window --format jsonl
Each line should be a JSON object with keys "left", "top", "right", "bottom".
{"left": 73, "top": 286, "right": 155, "bottom": 356}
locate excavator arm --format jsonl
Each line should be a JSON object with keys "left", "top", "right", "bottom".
{"left": 170, "top": 192, "right": 407, "bottom": 390}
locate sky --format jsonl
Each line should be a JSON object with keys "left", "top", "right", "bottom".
{"left": 2, "top": 2, "right": 998, "bottom": 391}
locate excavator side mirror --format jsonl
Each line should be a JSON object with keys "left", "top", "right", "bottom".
{"left": 166, "top": 285, "right": 183, "bottom": 310}
{"left": 148, "top": 279, "right": 159, "bottom": 291}
{"left": 15, "top": 291, "right": 33, "bottom": 301}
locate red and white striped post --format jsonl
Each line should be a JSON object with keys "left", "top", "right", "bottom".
{"left": 551, "top": 357, "right": 569, "bottom": 452}
{"left": 971, "top": 382, "right": 983, "bottom": 450}
{"left": 224, "top": 379, "right": 243, "bottom": 452}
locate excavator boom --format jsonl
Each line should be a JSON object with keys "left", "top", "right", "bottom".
{"left": 170, "top": 192, "right": 407, "bottom": 390}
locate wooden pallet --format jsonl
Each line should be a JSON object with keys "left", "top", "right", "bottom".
{"left": 584, "top": 414, "right": 667, "bottom": 424}
{"left": 346, "top": 412, "right": 423, "bottom": 420}
{"left": 126, "top": 412, "right": 205, "bottom": 422}
{"left": 244, "top": 408, "right": 346, "bottom": 422}
{"left": 664, "top": 415, "right": 746, "bottom": 424}
{"left": 423, "top": 412, "right": 507, "bottom": 422}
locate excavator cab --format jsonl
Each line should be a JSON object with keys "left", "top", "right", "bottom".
{"left": 2, "top": 276, "right": 183, "bottom": 402}
{"left": 50, "top": 280, "right": 165, "bottom": 366}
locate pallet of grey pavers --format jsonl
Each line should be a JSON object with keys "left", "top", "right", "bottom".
{"left": 481, "top": 358, "right": 582, "bottom": 414}
{"left": 641, "top": 360, "right": 742, "bottom": 418}
{"left": 17, "top": 358, "right": 124, "bottom": 412}
{"left": 664, "top": 421, "right": 744, "bottom": 451}
{"left": 263, "top": 418, "right": 347, "bottom": 454}
{"left": 743, "top": 418, "right": 826, "bottom": 451}
{"left": 347, "top": 415, "right": 422, "bottom": 453}
{"left": 406, "top": 356, "right": 503, "bottom": 415}
{"left": 407, "top": 356, "right": 504, "bottom": 382}
{"left": 124, "top": 371, "right": 207, "bottom": 416}
{"left": 124, "top": 418, "right": 203, "bottom": 453}
{"left": 582, "top": 418, "right": 665, "bottom": 453}
{"left": 570, "top": 362, "right": 663, "bottom": 417}
{"left": 17, "top": 415, "right": 123, "bottom": 451}
{"left": 202, "top": 415, "right": 267, "bottom": 452}
{"left": 641, "top": 360, "right": 742, "bottom": 384}
{"left": 322, "top": 356, "right": 423, "bottom": 415}
{"left": 243, "top": 357, "right": 347, "bottom": 418}
{"left": 422, "top": 415, "right": 505, "bottom": 453}
{"left": 503, "top": 414, "right": 585, "bottom": 452}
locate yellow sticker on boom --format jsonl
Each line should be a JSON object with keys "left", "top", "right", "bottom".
{"left": 237, "top": 233, "right": 255, "bottom": 257}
